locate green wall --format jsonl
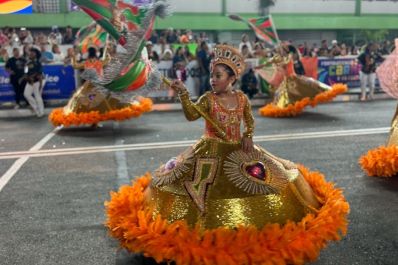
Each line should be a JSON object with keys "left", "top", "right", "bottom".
{"left": 1, "top": 12, "right": 398, "bottom": 30}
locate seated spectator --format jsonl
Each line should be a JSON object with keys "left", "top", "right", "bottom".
{"left": 64, "top": 47, "right": 74, "bottom": 65}
{"left": 241, "top": 68, "right": 258, "bottom": 99}
{"left": 0, "top": 48, "right": 9, "bottom": 63}
{"left": 302, "top": 42, "right": 311, "bottom": 57}
{"left": 241, "top": 44, "right": 253, "bottom": 59}
{"left": 199, "top": 32, "right": 209, "bottom": 43}
{"left": 351, "top": 46, "right": 360, "bottom": 56}
{"left": 63, "top": 25, "right": 75, "bottom": 45}
{"left": 166, "top": 28, "right": 178, "bottom": 44}
{"left": 23, "top": 30, "right": 34, "bottom": 45}
{"left": 161, "top": 49, "right": 173, "bottom": 60}
{"left": 180, "top": 30, "right": 193, "bottom": 44}
{"left": 380, "top": 40, "right": 392, "bottom": 55}
{"left": 239, "top": 33, "right": 253, "bottom": 54}
{"left": 39, "top": 43, "right": 54, "bottom": 63}
{"left": 149, "top": 31, "right": 158, "bottom": 45}
{"left": 22, "top": 43, "right": 31, "bottom": 59}
{"left": 9, "top": 28, "right": 19, "bottom": 47}
{"left": 329, "top": 40, "right": 341, "bottom": 57}
{"left": 318, "top": 40, "right": 329, "bottom": 57}
{"left": 52, "top": 44, "right": 65, "bottom": 63}
{"left": 253, "top": 42, "right": 265, "bottom": 58}
{"left": 146, "top": 41, "right": 159, "bottom": 63}
{"left": 340, "top": 43, "right": 348, "bottom": 56}
{"left": 0, "top": 29, "right": 9, "bottom": 46}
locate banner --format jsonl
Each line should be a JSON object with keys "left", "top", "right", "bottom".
{"left": 318, "top": 57, "right": 362, "bottom": 88}
{"left": 0, "top": 64, "right": 76, "bottom": 102}
{"left": 0, "top": 0, "right": 32, "bottom": 14}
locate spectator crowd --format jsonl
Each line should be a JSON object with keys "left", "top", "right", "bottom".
{"left": 0, "top": 25, "right": 394, "bottom": 108}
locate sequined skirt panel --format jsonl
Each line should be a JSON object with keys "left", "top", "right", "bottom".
{"left": 148, "top": 138, "right": 321, "bottom": 229}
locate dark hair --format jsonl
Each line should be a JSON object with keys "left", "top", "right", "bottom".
{"left": 215, "top": 63, "right": 237, "bottom": 85}
{"left": 88, "top": 47, "right": 97, "bottom": 58}
{"left": 29, "top": 48, "right": 41, "bottom": 59}
{"left": 287, "top": 45, "right": 298, "bottom": 54}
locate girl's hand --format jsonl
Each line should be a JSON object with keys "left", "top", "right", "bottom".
{"left": 171, "top": 79, "right": 187, "bottom": 94}
{"left": 242, "top": 137, "right": 254, "bottom": 153}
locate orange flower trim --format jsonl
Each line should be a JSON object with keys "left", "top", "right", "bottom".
{"left": 259, "top": 97, "right": 311, "bottom": 117}
{"left": 259, "top": 84, "right": 348, "bottom": 118}
{"left": 49, "top": 98, "right": 153, "bottom": 127}
{"left": 359, "top": 145, "right": 398, "bottom": 177}
{"left": 310, "top": 83, "right": 348, "bottom": 107}
{"left": 105, "top": 165, "right": 350, "bottom": 265}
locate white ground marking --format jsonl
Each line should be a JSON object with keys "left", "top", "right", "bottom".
{"left": 0, "top": 128, "right": 59, "bottom": 192}
{"left": 113, "top": 122, "right": 130, "bottom": 186}
{"left": 0, "top": 127, "right": 389, "bottom": 161}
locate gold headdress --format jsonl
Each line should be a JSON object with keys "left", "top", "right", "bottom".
{"left": 211, "top": 44, "right": 246, "bottom": 77}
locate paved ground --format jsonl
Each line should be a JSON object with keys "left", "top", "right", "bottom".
{"left": 0, "top": 99, "right": 397, "bottom": 265}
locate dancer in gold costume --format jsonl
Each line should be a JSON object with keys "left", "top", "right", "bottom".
{"left": 48, "top": 0, "right": 169, "bottom": 127}
{"left": 49, "top": 47, "right": 152, "bottom": 127}
{"left": 257, "top": 44, "right": 347, "bottom": 117}
{"left": 359, "top": 40, "right": 398, "bottom": 177}
{"left": 105, "top": 45, "right": 349, "bottom": 265}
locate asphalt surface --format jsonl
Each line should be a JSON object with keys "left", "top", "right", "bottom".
{"left": 0, "top": 99, "right": 397, "bottom": 265}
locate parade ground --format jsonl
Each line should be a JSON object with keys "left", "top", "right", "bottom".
{"left": 0, "top": 99, "right": 397, "bottom": 265}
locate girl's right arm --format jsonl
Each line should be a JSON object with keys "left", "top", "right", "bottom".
{"left": 71, "top": 55, "right": 84, "bottom": 70}
{"left": 171, "top": 80, "right": 209, "bottom": 121}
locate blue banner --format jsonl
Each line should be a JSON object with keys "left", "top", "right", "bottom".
{"left": 318, "top": 57, "right": 361, "bottom": 88}
{"left": 0, "top": 64, "right": 76, "bottom": 103}
{"left": 317, "top": 56, "right": 380, "bottom": 89}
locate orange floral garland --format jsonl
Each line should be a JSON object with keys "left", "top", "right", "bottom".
{"left": 49, "top": 98, "right": 153, "bottom": 127}
{"left": 105, "top": 165, "right": 350, "bottom": 265}
{"left": 359, "top": 145, "right": 398, "bottom": 177}
{"left": 259, "top": 84, "right": 348, "bottom": 118}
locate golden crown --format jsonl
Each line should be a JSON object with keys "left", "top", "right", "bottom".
{"left": 211, "top": 44, "right": 246, "bottom": 77}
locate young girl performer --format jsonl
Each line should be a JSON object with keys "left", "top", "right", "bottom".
{"left": 105, "top": 45, "right": 349, "bottom": 265}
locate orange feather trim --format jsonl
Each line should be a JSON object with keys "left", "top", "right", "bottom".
{"left": 105, "top": 165, "right": 350, "bottom": 265}
{"left": 48, "top": 98, "right": 153, "bottom": 127}
{"left": 359, "top": 145, "right": 398, "bottom": 177}
{"left": 259, "top": 83, "right": 348, "bottom": 117}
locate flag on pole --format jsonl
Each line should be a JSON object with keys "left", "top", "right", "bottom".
{"left": 228, "top": 14, "right": 279, "bottom": 46}
{"left": 247, "top": 15, "right": 279, "bottom": 46}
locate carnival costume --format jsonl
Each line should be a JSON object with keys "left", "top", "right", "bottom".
{"left": 49, "top": 0, "right": 167, "bottom": 127}
{"left": 105, "top": 45, "right": 349, "bottom": 265}
{"left": 257, "top": 50, "right": 347, "bottom": 117}
{"left": 360, "top": 39, "right": 398, "bottom": 177}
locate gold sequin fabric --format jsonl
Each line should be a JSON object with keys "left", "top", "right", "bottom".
{"left": 273, "top": 75, "right": 331, "bottom": 108}
{"left": 64, "top": 82, "right": 130, "bottom": 115}
{"left": 149, "top": 137, "right": 321, "bottom": 229}
{"left": 387, "top": 103, "right": 398, "bottom": 146}
{"left": 148, "top": 90, "right": 321, "bottom": 229}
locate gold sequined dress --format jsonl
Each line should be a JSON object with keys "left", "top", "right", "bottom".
{"left": 48, "top": 58, "right": 152, "bottom": 127}
{"left": 105, "top": 90, "right": 350, "bottom": 265}
{"left": 150, "top": 90, "right": 320, "bottom": 228}
{"left": 257, "top": 54, "right": 347, "bottom": 117}
{"left": 360, "top": 103, "right": 398, "bottom": 177}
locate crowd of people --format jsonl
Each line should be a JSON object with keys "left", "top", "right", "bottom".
{"left": 0, "top": 25, "right": 393, "bottom": 111}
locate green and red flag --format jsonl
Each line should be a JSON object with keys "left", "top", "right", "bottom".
{"left": 73, "top": 0, "right": 148, "bottom": 45}
{"left": 76, "top": 23, "right": 108, "bottom": 54}
{"left": 229, "top": 14, "right": 279, "bottom": 46}
{"left": 248, "top": 15, "right": 279, "bottom": 46}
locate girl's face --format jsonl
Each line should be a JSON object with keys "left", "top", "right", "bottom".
{"left": 210, "top": 64, "right": 235, "bottom": 94}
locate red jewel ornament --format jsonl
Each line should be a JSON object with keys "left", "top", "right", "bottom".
{"left": 245, "top": 162, "right": 266, "bottom": 181}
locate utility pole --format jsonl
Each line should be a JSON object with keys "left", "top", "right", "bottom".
{"left": 222, "top": 0, "right": 226, "bottom": 16}
{"left": 355, "top": 0, "right": 361, "bottom": 16}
